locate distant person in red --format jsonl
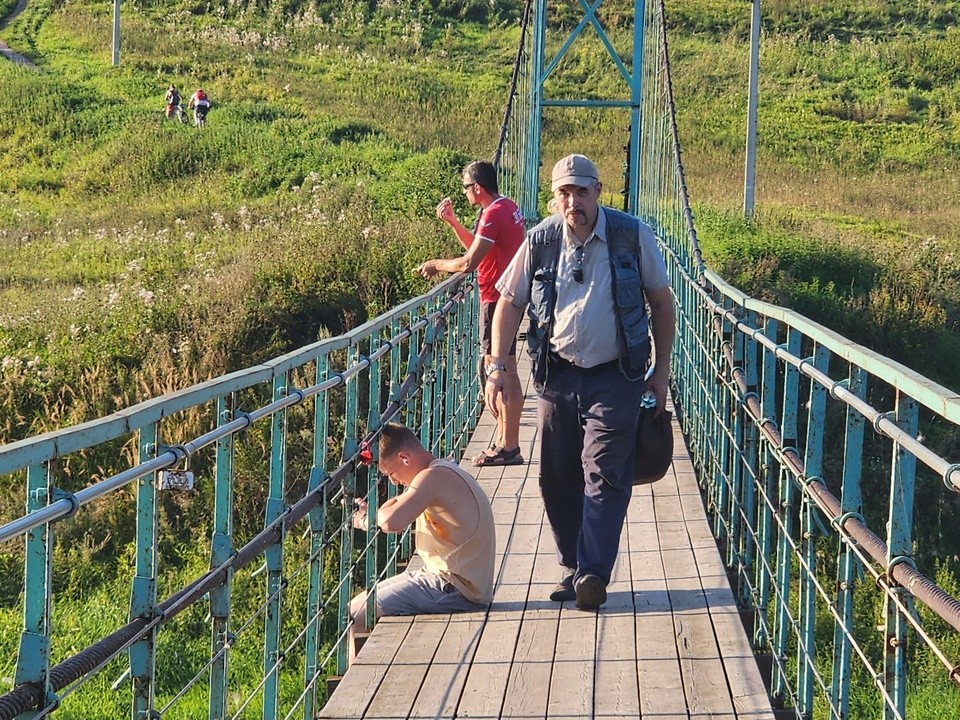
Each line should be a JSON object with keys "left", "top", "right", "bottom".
{"left": 415, "top": 160, "right": 526, "bottom": 466}
{"left": 187, "top": 88, "right": 211, "bottom": 126}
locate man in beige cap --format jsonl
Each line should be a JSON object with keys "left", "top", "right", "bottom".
{"left": 484, "top": 153, "right": 675, "bottom": 610}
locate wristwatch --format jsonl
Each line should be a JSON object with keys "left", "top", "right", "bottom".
{"left": 485, "top": 361, "right": 507, "bottom": 376}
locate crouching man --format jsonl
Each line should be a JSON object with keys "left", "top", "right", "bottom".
{"left": 348, "top": 422, "right": 496, "bottom": 661}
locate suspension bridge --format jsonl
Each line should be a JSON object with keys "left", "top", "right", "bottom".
{"left": 2, "top": 0, "right": 960, "bottom": 719}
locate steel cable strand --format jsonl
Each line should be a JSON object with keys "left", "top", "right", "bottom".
{"left": 693, "top": 280, "right": 960, "bottom": 685}
{"left": 492, "top": 0, "right": 532, "bottom": 170}
{"left": 710, "top": 305, "right": 960, "bottom": 636}
{"left": 656, "top": 0, "right": 705, "bottom": 281}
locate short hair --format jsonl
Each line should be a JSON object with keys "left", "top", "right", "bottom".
{"left": 463, "top": 161, "right": 499, "bottom": 195}
{"left": 378, "top": 422, "right": 422, "bottom": 459}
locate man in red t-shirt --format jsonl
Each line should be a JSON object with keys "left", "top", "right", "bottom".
{"left": 415, "top": 160, "right": 525, "bottom": 466}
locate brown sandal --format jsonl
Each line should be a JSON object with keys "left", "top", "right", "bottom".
{"left": 474, "top": 446, "right": 524, "bottom": 466}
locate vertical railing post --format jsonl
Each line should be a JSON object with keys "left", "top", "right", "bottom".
{"left": 797, "top": 344, "right": 829, "bottom": 718}
{"left": 884, "top": 392, "right": 918, "bottom": 720}
{"left": 364, "top": 335, "right": 382, "bottom": 633}
{"left": 336, "top": 346, "right": 361, "bottom": 676}
{"left": 303, "top": 354, "right": 329, "bottom": 720}
{"left": 772, "top": 327, "right": 801, "bottom": 703}
{"left": 755, "top": 317, "right": 778, "bottom": 649}
{"left": 262, "top": 373, "right": 289, "bottom": 720}
{"left": 130, "top": 423, "right": 159, "bottom": 720}
{"left": 404, "top": 311, "right": 421, "bottom": 427}
{"left": 401, "top": 315, "right": 422, "bottom": 562}
{"left": 772, "top": 462, "right": 794, "bottom": 707}
{"left": 420, "top": 320, "right": 437, "bottom": 453}
{"left": 739, "top": 309, "right": 759, "bottom": 610}
{"left": 830, "top": 366, "right": 865, "bottom": 720}
{"left": 626, "top": 0, "right": 646, "bottom": 214}
{"left": 715, "top": 302, "right": 732, "bottom": 547}
{"left": 706, "top": 302, "right": 723, "bottom": 498}
{"left": 386, "top": 318, "right": 404, "bottom": 576}
{"left": 727, "top": 302, "right": 746, "bottom": 578}
{"left": 15, "top": 462, "right": 54, "bottom": 713}
{"left": 442, "top": 303, "right": 456, "bottom": 457}
{"left": 209, "top": 396, "right": 235, "bottom": 720}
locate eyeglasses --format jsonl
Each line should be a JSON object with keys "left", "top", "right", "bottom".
{"left": 572, "top": 245, "right": 584, "bottom": 283}
{"left": 462, "top": 182, "right": 475, "bottom": 190}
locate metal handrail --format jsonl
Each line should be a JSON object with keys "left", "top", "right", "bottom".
{"left": 1, "top": 273, "right": 481, "bottom": 719}
{"left": 650, "top": 0, "right": 960, "bottom": 716}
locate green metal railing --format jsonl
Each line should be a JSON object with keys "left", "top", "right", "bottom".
{"left": 0, "top": 276, "right": 481, "bottom": 719}
{"left": 637, "top": 2, "right": 960, "bottom": 718}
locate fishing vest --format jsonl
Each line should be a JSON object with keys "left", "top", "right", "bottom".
{"left": 525, "top": 208, "right": 651, "bottom": 390}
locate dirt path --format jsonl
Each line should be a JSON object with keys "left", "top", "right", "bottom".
{"left": 0, "top": 0, "right": 37, "bottom": 68}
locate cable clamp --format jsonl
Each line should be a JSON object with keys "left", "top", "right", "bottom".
{"left": 943, "top": 463, "right": 960, "bottom": 493}
{"left": 829, "top": 378, "right": 849, "bottom": 399}
{"left": 287, "top": 387, "right": 305, "bottom": 404}
{"left": 949, "top": 663, "right": 960, "bottom": 687}
{"left": 233, "top": 409, "right": 253, "bottom": 429}
{"left": 882, "top": 555, "right": 917, "bottom": 589}
{"left": 802, "top": 474, "right": 823, "bottom": 488}
{"left": 831, "top": 511, "right": 865, "bottom": 533}
{"left": 872, "top": 411, "right": 895, "bottom": 435}
{"left": 52, "top": 488, "right": 81, "bottom": 519}
{"left": 158, "top": 443, "right": 189, "bottom": 469}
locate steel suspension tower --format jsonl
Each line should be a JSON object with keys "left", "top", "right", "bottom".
{"left": 521, "top": 0, "right": 648, "bottom": 219}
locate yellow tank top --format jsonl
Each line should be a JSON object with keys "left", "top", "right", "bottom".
{"left": 415, "top": 459, "right": 496, "bottom": 604}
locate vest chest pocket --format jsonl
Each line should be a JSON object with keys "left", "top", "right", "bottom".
{"left": 612, "top": 256, "right": 648, "bottom": 351}
{"left": 530, "top": 267, "right": 556, "bottom": 324}
{"left": 613, "top": 258, "right": 643, "bottom": 309}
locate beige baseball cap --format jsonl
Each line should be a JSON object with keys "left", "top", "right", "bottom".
{"left": 551, "top": 154, "right": 599, "bottom": 191}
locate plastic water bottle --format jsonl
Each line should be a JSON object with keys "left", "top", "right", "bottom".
{"left": 641, "top": 390, "right": 657, "bottom": 409}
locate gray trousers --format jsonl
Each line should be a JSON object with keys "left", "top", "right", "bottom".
{"left": 537, "top": 361, "right": 646, "bottom": 585}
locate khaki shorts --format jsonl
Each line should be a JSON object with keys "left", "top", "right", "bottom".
{"left": 375, "top": 569, "right": 483, "bottom": 617}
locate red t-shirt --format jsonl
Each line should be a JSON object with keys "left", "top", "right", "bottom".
{"left": 475, "top": 197, "right": 524, "bottom": 304}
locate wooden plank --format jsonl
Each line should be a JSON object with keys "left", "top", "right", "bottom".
{"left": 628, "top": 484, "right": 689, "bottom": 720}
{"left": 407, "top": 613, "right": 487, "bottom": 719}
{"left": 594, "top": 516, "right": 640, "bottom": 720}
{"left": 656, "top": 486, "right": 738, "bottom": 719}
{"left": 500, "top": 522, "right": 561, "bottom": 720}
{"left": 545, "top": 607, "right": 595, "bottom": 720}
{"left": 674, "top": 472, "right": 777, "bottom": 720}
{"left": 316, "top": 617, "right": 411, "bottom": 719}
{"left": 362, "top": 614, "right": 450, "bottom": 718}
{"left": 455, "top": 495, "right": 544, "bottom": 718}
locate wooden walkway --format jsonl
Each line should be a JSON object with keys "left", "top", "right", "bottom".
{"left": 320, "top": 357, "right": 776, "bottom": 720}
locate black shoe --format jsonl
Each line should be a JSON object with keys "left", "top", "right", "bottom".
{"left": 575, "top": 574, "right": 607, "bottom": 610}
{"left": 549, "top": 571, "right": 575, "bottom": 602}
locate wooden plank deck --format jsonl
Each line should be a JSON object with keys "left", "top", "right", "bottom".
{"left": 319, "top": 355, "right": 776, "bottom": 720}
